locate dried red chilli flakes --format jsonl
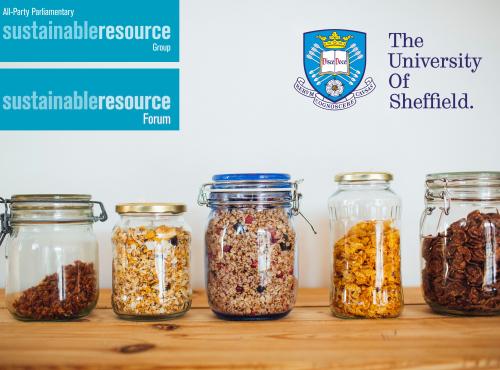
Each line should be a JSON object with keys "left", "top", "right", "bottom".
{"left": 11, "top": 260, "right": 97, "bottom": 320}
{"left": 422, "top": 210, "right": 500, "bottom": 314}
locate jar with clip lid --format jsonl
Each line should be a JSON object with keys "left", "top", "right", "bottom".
{"left": 198, "top": 173, "right": 314, "bottom": 320}
{"left": 0, "top": 194, "right": 107, "bottom": 321}
{"left": 421, "top": 172, "right": 500, "bottom": 316}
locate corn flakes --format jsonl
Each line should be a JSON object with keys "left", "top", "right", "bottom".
{"left": 331, "top": 220, "right": 403, "bottom": 318}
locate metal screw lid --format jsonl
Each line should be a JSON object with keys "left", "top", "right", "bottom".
{"left": 116, "top": 203, "right": 187, "bottom": 215}
{"left": 334, "top": 172, "right": 393, "bottom": 183}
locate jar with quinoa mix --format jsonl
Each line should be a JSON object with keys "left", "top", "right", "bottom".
{"left": 0, "top": 195, "right": 107, "bottom": 321}
{"left": 421, "top": 172, "right": 500, "bottom": 316}
{"left": 112, "top": 203, "right": 192, "bottom": 320}
{"left": 328, "top": 173, "right": 403, "bottom": 319}
{"left": 198, "top": 173, "right": 307, "bottom": 320}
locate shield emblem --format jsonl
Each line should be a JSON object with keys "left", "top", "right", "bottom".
{"left": 303, "top": 29, "right": 366, "bottom": 103}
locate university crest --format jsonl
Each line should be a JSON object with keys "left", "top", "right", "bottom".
{"left": 294, "top": 29, "right": 376, "bottom": 110}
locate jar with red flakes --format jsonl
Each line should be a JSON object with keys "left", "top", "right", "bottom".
{"left": 421, "top": 172, "right": 500, "bottom": 316}
{"left": 198, "top": 173, "right": 308, "bottom": 320}
{"left": 0, "top": 195, "right": 107, "bottom": 321}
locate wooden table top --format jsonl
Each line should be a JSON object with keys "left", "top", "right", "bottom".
{"left": 0, "top": 287, "right": 499, "bottom": 370}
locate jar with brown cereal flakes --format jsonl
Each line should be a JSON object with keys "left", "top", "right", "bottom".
{"left": 198, "top": 173, "right": 310, "bottom": 321}
{"left": 1, "top": 195, "right": 107, "bottom": 321}
{"left": 421, "top": 172, "right": 500, "bottom": 316}
{"left": 328, "top": 172, "right": 403, "bottom": 319}
{"left": 112, "top": 203, "right": 192, "bottom": 320}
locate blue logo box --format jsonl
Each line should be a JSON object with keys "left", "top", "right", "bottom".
{"left": 0, "top": 69, "right": 180, "bottom": 130}
{"left": 0, "top": 0, "right": 179, "bottom": 61}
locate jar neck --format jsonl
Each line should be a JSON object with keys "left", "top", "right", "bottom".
{"left": 337, "top": 181, "right": 391, "bottom": 191}
{"left": 202, "top": 178, "right": 298, "bottom": 210}
{"left": 12, "top": 223, "right": 93, "bottom": 231}
{"left": 208, "top": 191, "right": 293, "bottom": 207}
{"left": 119, "top": 213, "right": 185, "bottom": 221}
{"left": 209, "top": 204, "right": 291, "bottom": 210}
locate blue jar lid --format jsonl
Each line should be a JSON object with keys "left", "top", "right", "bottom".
{"left": 212, "top": 173, "right": 291, "bottom": 182}
{"left": 211, "top": 173, "right": 292, "bottom": 190}
{"left": 199, "top": 173, "right": 296, "bottom": 208}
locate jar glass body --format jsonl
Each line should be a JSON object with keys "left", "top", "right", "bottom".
{"left": 328, "top": 181, "right": 403, "bottom": 318}
{"left": 111, "top": 213, "right": 192, "bottom": 320}
{"left": 421, "top": 174, "right": 500, "bottom": 316}
{"left": 5, "top": 223, "right": 99, "bottom": 321}
{"left": 205, "top": 204, "right": 298, "bottom": 320}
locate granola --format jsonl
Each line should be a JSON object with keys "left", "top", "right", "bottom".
{"left": 422, "top": 210, "right": 500, "bottom": 315}
{"left": 331, "top": 220, "right": 403, "bottom": 318}
{"left": 112, "top": 225, "right": 191, "bottom": 318}
{"left": 9, "top": 260, "right": 97, "bottom": 320}
{"left": 206, "top": 207, "right": 297, "bottom": 319}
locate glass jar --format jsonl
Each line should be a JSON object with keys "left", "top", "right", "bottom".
{"left": 198, "top": 173, "right": 304, "bottom": 320}
{"left": 0, "top": 194, "right": 107, "bottom": 321}
{"left": 421, "top": 172, "right": 500, "bottom": 316}
{"left": 112, "top": 203, "right": 192, "bottom": 320}
{"left": 328, "top": 172, "right": 403, "bottom": 319}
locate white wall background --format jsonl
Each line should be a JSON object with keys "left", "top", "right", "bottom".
{"left": 0, "top": 0, "right": 498, "bottom": 288}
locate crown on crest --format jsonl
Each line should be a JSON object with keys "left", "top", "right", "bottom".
{"left": 316, "top": 32, "right": 353, "bottom": 49}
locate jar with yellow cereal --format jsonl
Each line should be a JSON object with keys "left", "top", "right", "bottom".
{"left": 328, "top": 173, "right": 403, "bottom": 319}
{"left": 111, "top": 203, "right": 191, "bottom": 320}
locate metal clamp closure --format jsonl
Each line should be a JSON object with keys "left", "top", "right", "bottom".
{"left": 198, "top": 180, "right": 301, "bottom": 209}
{"left": 425, "top": 178, "right": 451, "bottom": 215}
{"left": 0, "top": 198, "right": 108, "bottom": 248}
{"left": 197, "top": 180, "right": 316, "bottom": 234}
{"left": 0, "top": 198, "right": 11, "bottom": 248}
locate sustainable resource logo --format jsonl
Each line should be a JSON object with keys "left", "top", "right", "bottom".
{"left": 294, "top": 29, "right": 375, "bottom": 111}
{"left": 0, "top": 0, "right": 179, "bottom": 62}
{"left": 0, "top": 69, "right": 179, "bottom": 130}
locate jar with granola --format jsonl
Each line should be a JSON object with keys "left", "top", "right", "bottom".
{"left": 112, "top": 203, "right": 191, "bottom": 320}
{"left": 0, "top": 194, "right": 107, "bottom": 321}
{"left": 421, "top": 172, "right": 500, "bottom": 316}
{"left": 198, "top": 173, "right": 304, "bottom": 320}
{"left": 328, "top": 173, "right": 403, "bottom": 319}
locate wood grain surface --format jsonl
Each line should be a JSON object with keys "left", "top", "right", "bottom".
{"left": 0, "top": 287, "right": 499, "bottom": 370}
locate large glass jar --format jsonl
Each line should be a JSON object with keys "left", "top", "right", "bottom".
{"left": 112, "top": 203, "right": 192, "bottom": 320}
{"left": 328, "top": 172, "right": 403, "bottom": 319}
{"left": 421, "top": 172, "right": 500, "bottom": 316}
{"left": 0, "top": 194, "right": 107, "bottom": 321}
{"left": 198, "top": 173, "right": 302, "bottom": 320}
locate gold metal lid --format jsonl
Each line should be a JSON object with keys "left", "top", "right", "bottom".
{"left": 334, "top": 172, "right": 393, "bottom": 183}
{"left": 116, "top": 203, "right": 186, "bottom": 215}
